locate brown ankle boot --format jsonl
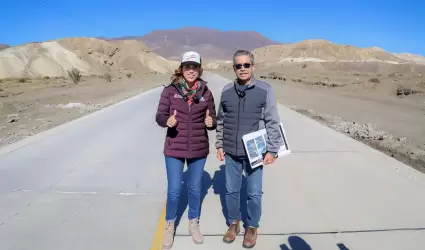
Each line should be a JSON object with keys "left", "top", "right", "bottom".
{"left": 242, "top": 227, "right": 258, "bottom": 248}
{"left": 223, "top": 220, "right": 240, "bottom": 243}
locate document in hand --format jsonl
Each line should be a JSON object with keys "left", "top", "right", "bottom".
{"left": 242, "top": 123, "right": 290, "bottom": 169}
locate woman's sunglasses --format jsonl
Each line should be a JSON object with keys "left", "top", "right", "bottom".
{"left": 234, "top": 63, "right": 252, "bottom": 69}
{"left": 182, "top": 64, "right": 200, "bottom": 70}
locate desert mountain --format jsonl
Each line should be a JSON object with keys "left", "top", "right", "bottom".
{"left": 0, "top": 44, "right": 9, "bottom": 50}
{"left": 394, "top": 53, "right": 425, "bottom": 65}
{"left": 252, "top": 39, "right": 407, "bottom": 64}
{"left": 0, "top": 38, "right": 178, "bottom": 78}
{"left": 237, "top": 39, "right": 425, "bottom": 74}
{"left": 107, "top": 27, "right": 281, "bottom": 60}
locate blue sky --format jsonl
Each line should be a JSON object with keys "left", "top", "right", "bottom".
{"left": 1, "top": 0, "right": 424, "bottom": 55}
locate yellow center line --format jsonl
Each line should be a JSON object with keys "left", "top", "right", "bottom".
{"left": 150, "top": 203, "right": 167, "bottom": 250}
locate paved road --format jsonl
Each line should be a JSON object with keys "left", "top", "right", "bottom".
{"left": 1, "top": 72, "right": 425, "bottom": 250}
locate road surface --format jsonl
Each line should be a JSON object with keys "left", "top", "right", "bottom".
{"left": 1, "top": 72, "right": 425, "bottom": 250}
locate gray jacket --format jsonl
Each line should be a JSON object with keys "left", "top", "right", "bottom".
{"left": 215, "top": 77, "right": 283, "bottom": 157}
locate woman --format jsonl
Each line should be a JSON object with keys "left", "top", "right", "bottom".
{"left": 155, "top": 51, "right": 217, "bottom": 249}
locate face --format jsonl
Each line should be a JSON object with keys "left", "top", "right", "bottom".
{"left": 182, "top": 64, "right": 201, "bottom": 83}
{"left": 233, "top": 55, "right": 254, "bottom": 82}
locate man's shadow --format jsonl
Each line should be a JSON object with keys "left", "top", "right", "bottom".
{"left": 212, "top": 164, "right": 248, "bottom": 227}
{"left": 280, "top": 236, "right": 312, "bottom": 250}
{"left": 175, "top": 170, "right": 212, "bottom": 227}
{"left": 280, "top": 236, "right": 351, "bottom": 250}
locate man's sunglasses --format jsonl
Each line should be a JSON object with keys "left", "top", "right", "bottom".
{"left": 234, "top": 63, "right": 252, "bottom": 69}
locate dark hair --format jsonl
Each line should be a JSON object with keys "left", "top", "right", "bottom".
{"left": 232, "top": 49, "right": 255, "bottom": 65}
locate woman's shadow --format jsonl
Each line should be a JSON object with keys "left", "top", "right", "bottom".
{"left": 175, "top": 170, "right": 212, "bottom": 227}
{"left": 212, "top": 164, "right": 248, "bottom": 227}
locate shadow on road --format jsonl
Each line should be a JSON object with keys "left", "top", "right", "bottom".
{"left": 175, "top": 170, "right": 212, "bottom": 227}
{"left": 212, "top": 164, "right": 248, "bottom": 227}
{"left": 280, "top": 236, "right": 351, "bottom": 250}
{"left": 280, "top": 236, "right": 312, "bottom": 250}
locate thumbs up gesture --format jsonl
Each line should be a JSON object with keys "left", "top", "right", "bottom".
{"left": 167, "top": 110, "right": 178, "bottom": 128}
{"left": 204, "top": 109, "right": 213, "bottom": 128}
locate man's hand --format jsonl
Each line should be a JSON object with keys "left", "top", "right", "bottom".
{"left": 217, "top": 148, "right": 225, "bottom": 161}
{"left": 205, "top": 109, "right": 213, "bottom": 128}
{"left": 263, "top": 152, "right": 276, "bottom": 165}
{"left": 166, "top": 110, "right": 178, "bottom": 128}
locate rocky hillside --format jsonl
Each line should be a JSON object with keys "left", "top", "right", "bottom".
{"left": 394, "top": 53, "right": 425, "bottom": 65}
{"left": 0, "top": 38, "right": 178, "bottom": 78}
{"left": 0, "top": 44, "right": 8, "bottom": 50}
{"left": 239, "top": 39, "right": 425, "bottom": 74}
{"left": 252, "top": 39, "right": 408, "bottom": 63}
{"left": 108, "top": 27, "right": 281, "bottom": 60}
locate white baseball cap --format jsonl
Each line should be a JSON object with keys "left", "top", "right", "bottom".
{"left": 181, "top": 51, "right": 201, "bottom": 66}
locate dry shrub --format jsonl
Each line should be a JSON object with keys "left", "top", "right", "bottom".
{"left": 312, "top": 81, "right": 346, "bottom": 88}
{"left": 104, "top": 71, "right": 112, "bottom": 82}
{"left": 67, "top": 67, "right": 81, "bottom": 84}
{"left": 18, "top": 78, "right": 29, "bottom": 83}
{"left": 396, "top": 85, "right": 423, "bottom": 96}
{"left": 369, "top": 78, "right": 380, "bottom": 83}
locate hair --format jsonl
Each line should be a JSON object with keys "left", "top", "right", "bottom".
{"left": 232, "top": 49, "right": 255, "bottom": 65}
{"left": 170, "top": 63, "right": 203, "bottom": 84}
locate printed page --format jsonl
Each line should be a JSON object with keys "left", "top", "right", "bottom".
{"left": 242, "top": 123, "right": 290, "bottom": 169}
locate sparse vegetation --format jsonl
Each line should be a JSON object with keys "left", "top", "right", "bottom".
{"left": 259, "top": 72, "right": 286, "bottom": 81}
{"left": 126, "top": 72, "right": 132, "bottom": 78}
{"left": 311, "top": 81, "right": 346, "bottom": 88}
{"left": 396, "top": 85, "right": 423, "bottom": 96}
{"left": 67, "top": 67, "right": 82, "bottom": 84}
{"left": 104, "top": 71, "right": 112, "bottom": 82}
{"left": 18, "top": 78, "right": 29, "bottom": 83}
{"left": 369, "top": 78, "right": 380, "bottom": 83}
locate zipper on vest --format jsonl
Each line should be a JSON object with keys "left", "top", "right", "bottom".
{"left": 236, "top": 97, "right": 241, "bottom": 154}
{"left": 188, "top": 103, "right": 191, "bottom": 153}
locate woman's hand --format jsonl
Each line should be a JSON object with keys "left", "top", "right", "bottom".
{"left": 167, "top": 110, "right": 178, "bottom": 128}
{"left": 204, "top": 109, "right": 213, "bottom": 128}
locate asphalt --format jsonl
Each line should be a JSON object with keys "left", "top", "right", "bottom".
{"left": 1, "top": 72, "right": 425, "bottom": 250}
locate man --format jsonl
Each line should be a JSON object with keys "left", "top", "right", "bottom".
{"left": 215, "top": 49, "right": 283, "bottom": 248}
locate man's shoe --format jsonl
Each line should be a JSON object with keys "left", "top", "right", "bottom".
{"left": 223, "top": 220, "right": 240, "bottom": 243}
{"left": 242, "top": 226, "right": 258, "bottom": 248}
{"left": 163, "top": 221, "right": 175, "bottom": 249}
{"left": 188, "top": 218, "right": 204, "bottom": 244}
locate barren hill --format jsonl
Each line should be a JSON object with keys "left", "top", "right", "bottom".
{"left": 0, "top": 44, "right": 8, "bottom": 50}
{"left": 252, "top": 39, "right": 407, "bottom": 63}
{"left": 109, "top": 27, "right": 281, "bottom": 60}
{"left": 239, "top": 39, "right": 425, "bottom": 75}
{"left": 0, "top": 38, "right": 178, "bottom": 78}
{"left": 394, "top": 53, "right": 425, "bottom": 65}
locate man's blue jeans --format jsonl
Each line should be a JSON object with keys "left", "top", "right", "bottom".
{"left": 164, "top": 156, "right": 207, "bottom": 222}
{"left": 225, "top": 154, "right": 263, "bottom": 228}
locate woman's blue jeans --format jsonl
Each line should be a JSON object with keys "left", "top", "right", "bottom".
{"left": 164, "top": 156, "right": 207, "bottom": 222}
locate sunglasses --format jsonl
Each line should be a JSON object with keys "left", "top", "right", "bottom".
{"left": 182, "top": 64, "right": 200, "bottom": 70}
{"left": 234, "top": 63, "right": 252, "bottom": 69}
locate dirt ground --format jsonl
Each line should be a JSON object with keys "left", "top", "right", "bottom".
{"left": 214, "top": 69, "right": 425, "bottom": 172}
{"left": 0, "top": 73, "right": 169, "bottom": 146}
